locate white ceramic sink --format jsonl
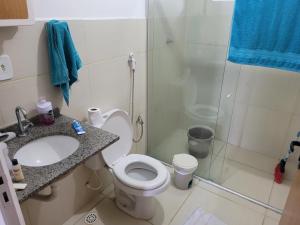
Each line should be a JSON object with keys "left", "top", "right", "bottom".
{"left": 14, "top": 135, "right": 80, "bottom": 167}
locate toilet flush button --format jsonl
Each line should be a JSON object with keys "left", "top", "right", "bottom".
{"left": 0, "top": 55, "right": 13, "bottom": 81}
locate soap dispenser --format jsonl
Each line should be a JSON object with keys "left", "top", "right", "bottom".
{"left": 36, "top": 97, "right": 55, "bottom": 125}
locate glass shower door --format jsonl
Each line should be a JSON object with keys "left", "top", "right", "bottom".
{"left": 147, "top": 0, "right": 235, "bottom": 181}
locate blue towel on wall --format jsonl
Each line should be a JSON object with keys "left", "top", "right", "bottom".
{"left": 228, "top": 1, "right": 300, "bottom": 73}
{"left": 47, "top": 20, "right": 82, "bottom": 105}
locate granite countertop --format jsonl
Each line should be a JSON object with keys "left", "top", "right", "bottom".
{"left": 4, "top": 114, "right": 119, "bottom": 202}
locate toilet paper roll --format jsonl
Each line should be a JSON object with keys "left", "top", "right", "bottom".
{"left": 88, "top": 108, "right": 104, "bottom": 127}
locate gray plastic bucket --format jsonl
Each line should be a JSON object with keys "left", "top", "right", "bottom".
{"left": 187, "top": 126, "right": 214, "bottom": 158}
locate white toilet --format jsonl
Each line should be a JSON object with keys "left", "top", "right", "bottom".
{"left": 85, "top": 109, "right": 170, "bottom": 219}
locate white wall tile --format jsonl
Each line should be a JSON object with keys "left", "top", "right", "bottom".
{"left": 185, "top": 43, "right": 228, "bottom": 66}
{"left": 0, "top": 77, "right": 42, "bottom": 126}
{"left": 60, "top": 66, "right": 92, "bottom": 121}
{"left": 206, "top": 0, "right": 235, "bottom": 16}
{"left": 0, "top": 74, "right": 61, "bottom": 127}
{"left": 153, "top": 0, "right": 186, "bottom": 18}
{"left": 228, "top": 103, "right": 248, "bottom": 146}
{"left": 184, "top": 44, "right": 227, "bottom": 108}
{"left": 132, "top": 53, "right": 147, "bottom": 114}
{"left": 132, "top": 53, "right": 147, "bottom": 154}
{"left": 186, "top": 0, "right": 205, "bottom": 16}
{"left": 0, "top": 22, "right": 49, "bottom": 79}
{"left": 85, "top": 19, "right": 146, "bottom": 64}
{"left": 235, "top": 66, "right": 256, "bottom": 104}
{"left": 225, "top": 52, "right": 300, "bottom": 167}
{"left": 88, "top": 56, "right": 131, "bottom": 112}
{"left": 67, "top": 21, "right": 88, "bottom": 66}
{"left": 292, "top": 89, "right": 300, "bottom": 116}
{"left": 186, "top": 15, "right": 232, "bottom": 46}
{"left": 247, "top": 67, "right": 300, "bottom": 113}
{"left": 240, "top": 106, "right": 291, "bottom": 158}
{"left": 35, "top": 74, "right": 63, "bottom": 107}
{"left": 216, "top": 62, "right": 241, "bottom": 141}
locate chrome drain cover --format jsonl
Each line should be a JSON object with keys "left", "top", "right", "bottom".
{"left": 84, "top": 212, "right": 97, "bottom": 224}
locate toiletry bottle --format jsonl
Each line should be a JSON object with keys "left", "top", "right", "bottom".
{"left": 36, "top": 97, "right": 55, "bottom": 125}
{"left": 72, "top": 120, "right": 86, "bottom": 135}
{"left": 11, "top": 159, "right": 24, "bottom": 182}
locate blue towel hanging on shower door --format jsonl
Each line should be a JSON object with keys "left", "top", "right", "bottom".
{"left": 228, "top": 0, "right": 300, "bottom": 73}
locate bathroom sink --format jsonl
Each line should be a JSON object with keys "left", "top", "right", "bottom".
{"left": 14, "top": 135, "right": 80, "bottom": 167}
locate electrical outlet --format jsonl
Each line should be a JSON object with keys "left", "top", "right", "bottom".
{"left": 0, "top": 55, "right": 13, "bottom": 81}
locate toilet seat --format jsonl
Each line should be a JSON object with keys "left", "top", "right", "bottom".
{"left": 113, "top": 154, "right": 168, "bottom": 190}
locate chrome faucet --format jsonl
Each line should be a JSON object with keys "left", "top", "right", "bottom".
{"left": 15, "top": 106, "right": 33, "bottom": 136}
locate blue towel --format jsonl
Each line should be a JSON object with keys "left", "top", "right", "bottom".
{"left": 228, "top": 1, "right": 300, "bottom": 73}
{"left": 47, "top": 20, "right": 82, "bottom": 105}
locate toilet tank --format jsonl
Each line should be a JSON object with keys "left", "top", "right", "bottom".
{"left": 84, "top": 109, "right": 133, "bottom": 170}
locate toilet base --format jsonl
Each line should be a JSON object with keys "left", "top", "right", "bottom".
{"left": 115, "top": 186, "right": 155, "bottom": 219}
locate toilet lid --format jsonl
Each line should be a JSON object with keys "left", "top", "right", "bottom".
{"left": 101, "top": 110, "right": 133, "bottom": 167}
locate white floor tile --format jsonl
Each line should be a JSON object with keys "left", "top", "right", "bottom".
{"left": 263, "top": 216, "right": 280, "bottom": 225}
{"left": 148, "top": 176, "right": 193, "bottom": 225}
{"left": 197, "top": 181, "right": 266, "bottom": 214}
{"left": 63, "top": 184, "right": 115, "bottom": 225}
{"left": 63, "top": 194, "right": 105, "bottom": 225}
{"left": 265, "top": 210, "right": 281, "bottom": 222}
{"left": 169, "top": 186, "right": 265, "bottom": 225}
{"left": 74, "top": 199, "right": 152, "bottom": 225}
{"left": 268, "top": 180, "right": 291, "bottom": 210}
{"left": 221, "top": 159, "right": 274, "bottom": 203}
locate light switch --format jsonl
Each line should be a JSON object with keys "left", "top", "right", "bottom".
{"left": 0, "top": 55, "right": 13, "bottom": 81}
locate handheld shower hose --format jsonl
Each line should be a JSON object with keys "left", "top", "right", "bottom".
{"left": 128, "top": 53, "right": 144, "bottom": 143}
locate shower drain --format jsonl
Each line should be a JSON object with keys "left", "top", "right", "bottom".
{"left": 84, "top": 212, "right": 97, "bottom": 224}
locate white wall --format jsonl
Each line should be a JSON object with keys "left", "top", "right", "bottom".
{"left": 0, "top": 18, "right": 147, "bottom": 225}
{"left": 32, "top": 0, "right": 146, "bottom": 19}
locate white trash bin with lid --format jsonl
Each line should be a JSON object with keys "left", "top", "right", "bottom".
{"left": 172, "top": 154, "right": 198, "bottom": 190}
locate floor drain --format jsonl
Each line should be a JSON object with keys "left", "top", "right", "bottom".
{"left": 84, "top": 212, "right": 97, "bottom": 224}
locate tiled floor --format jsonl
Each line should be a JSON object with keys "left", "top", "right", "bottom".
{"left": 63, "top": 167, "right": 282, "bottom": 225}
{"left": 220, "top": 144, "right": 292, "bottom": 210}
{"left": 148, "top": 129, "right": 292, "bottom": 210}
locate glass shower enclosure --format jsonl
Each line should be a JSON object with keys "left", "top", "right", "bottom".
{"left": 147, "top": 0, "right": 296, "bottom": 213}
{"left": 147, "top": 0, "right": 237, "bottom": 182}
